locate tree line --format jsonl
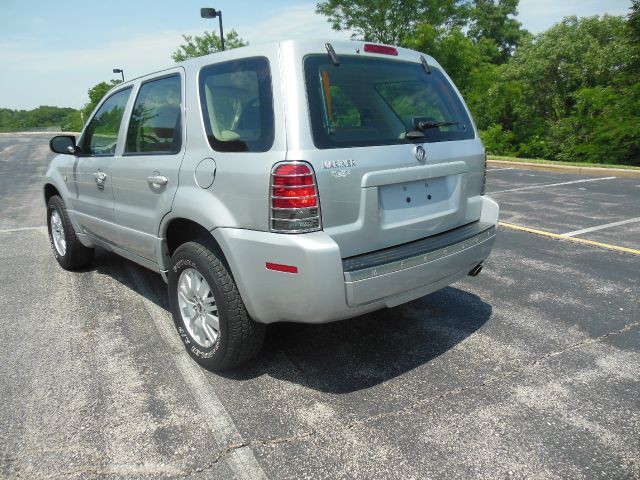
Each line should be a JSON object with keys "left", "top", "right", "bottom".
{"left": 0, "top": 79, "right": 122, "bottom": 133}
{"left": 0, "top": 106, "right": 78, "bottom": 133}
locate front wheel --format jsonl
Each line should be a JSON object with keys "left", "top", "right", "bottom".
{"left": 168, "top": 239, "right": 265, "bottom": 370}
{"left": 47, "top": 195, "right": 94, "bottom": 270}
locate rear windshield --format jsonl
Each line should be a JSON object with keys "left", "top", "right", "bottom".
{"left": 304, "top": 55, "right": 474, "bottom": 149}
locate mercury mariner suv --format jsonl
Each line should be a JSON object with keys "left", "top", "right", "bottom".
{"left": 44, "top": 40, "right": 499, "bottom": 370}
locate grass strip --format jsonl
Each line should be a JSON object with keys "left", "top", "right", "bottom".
{"left": 488, "top": 155, "right": 640, "bottom": 171}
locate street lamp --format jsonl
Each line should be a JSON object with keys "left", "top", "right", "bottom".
{"left": 112, "top": 68, "right": 125, "bottom": 82}
{"left": 200, "top": 7, "right": 225, "bottom": 51}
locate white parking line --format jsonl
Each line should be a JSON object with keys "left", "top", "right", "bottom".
{"left": 129, "top": 269, "right": 267, "bottom": 479}
{"left": 489, "top": 176, "right": 616, "bottom": 194}
{"left": 563, "top": 217, "right": 640, "bottom": 237}
{"left": 488, "top": 167, "right": 515, "bottom": 172}
{"left": 0, "top": 226, "right": 46, "bottom": 234}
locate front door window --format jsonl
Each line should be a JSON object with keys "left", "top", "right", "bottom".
{"left": 82, "top": 88, "right": 132, "bottom": 156}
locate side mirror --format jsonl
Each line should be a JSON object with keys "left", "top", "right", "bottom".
{"left": 50, "top": 135, "right": 78, "bottom": 155}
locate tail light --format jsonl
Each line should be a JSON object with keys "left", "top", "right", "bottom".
{"left": 270, "top": 162, "right": 321, "bottom": 233}
{"left": 481, "top": 151, "right": 487, "bottom": 195}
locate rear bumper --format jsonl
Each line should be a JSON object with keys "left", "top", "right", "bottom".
{"left": 213, "top": 196, "right": 498, "bottom": 324}
{"left": 343, "top": 222, "right": 495, "bottom": 306}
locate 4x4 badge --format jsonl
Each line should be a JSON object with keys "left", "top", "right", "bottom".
{"left": 414, "top": 145, "right": 427, "bottom": 162}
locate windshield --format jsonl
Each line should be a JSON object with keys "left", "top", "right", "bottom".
{"left": 304, "top": 55, "right": 474, "bottom": 149}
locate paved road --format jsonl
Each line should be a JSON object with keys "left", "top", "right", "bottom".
{"left": 1, "top": 134, "right": 638, "bottom": 479}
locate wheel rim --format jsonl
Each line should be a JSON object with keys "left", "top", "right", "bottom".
{"left": 177, "top": 268, "right": 219, "bottom": 349}
{"left": 50, "top": 210, "right": 66, "bottom": 256}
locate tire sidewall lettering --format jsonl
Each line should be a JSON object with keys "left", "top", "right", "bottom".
{"left": 173, "top": 258, "right": 196, "bottom": 273}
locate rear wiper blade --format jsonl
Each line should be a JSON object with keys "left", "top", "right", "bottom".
{"left": 416, "top": 120, "right": 459, "bottom": 130}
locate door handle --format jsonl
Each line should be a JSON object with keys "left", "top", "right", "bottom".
{"left": 147, "top": 174, "right": 168, "bottom": 188}
{"left": 94, "top": 171, "right": 107, "bottom": 190}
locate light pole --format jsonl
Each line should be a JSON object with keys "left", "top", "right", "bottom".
{"left": 113, "top": 68, "right": 125, "bottom": 82}
{"left": 200, "top": 8, "right": 225, "bottom": 51}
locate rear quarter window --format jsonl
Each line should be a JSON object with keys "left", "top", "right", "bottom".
{"left": 304, "top": 55, "right": 474, "bottom": 149}
{"left": 199, "top": 57, "right": 274, "bottom": 153}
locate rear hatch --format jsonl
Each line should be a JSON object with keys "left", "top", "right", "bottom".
{"left": 286, "top": 43, "right": 485, "bottom": 258}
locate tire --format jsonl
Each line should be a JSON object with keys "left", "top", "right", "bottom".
{"left": 168, "top": 238, "right": 265, "bottom": 370}
{"left": 47, "top": 195, "right": 94, "bottom": 270}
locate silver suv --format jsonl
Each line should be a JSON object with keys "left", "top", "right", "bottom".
{"left": 44, "top": 40, "right": 499, "bottom": 370}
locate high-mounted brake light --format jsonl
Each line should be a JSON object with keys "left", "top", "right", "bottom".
{"left": 270, "top": 162, "right": 321, "bottom": 233}
{"left": 363, "top": 44, "right": 398, "bottom": 56}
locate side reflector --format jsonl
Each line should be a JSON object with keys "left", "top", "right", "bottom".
{"left": 266, "top": 262, "right": 298, "bottom": 274}
{"left": 363, "top": 44, "right": 398, "bottom": 56}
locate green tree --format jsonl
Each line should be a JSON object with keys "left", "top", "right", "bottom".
{"left": 82, "top": 79, "right": 122, "bottom": 123}
{"left": 476, "top": 15, "right": 639, "bottom": 164}
{"left": 468, "top": 0, "right": 528, "bottom": 63}
{"left": 61, "top": 111, "right": 83, "bottom": 132}
{"left": 316, "top": 0, "right": 471, "bottom": 46}
{"left": 0, "top": 106, "right": 78, "bottom": 132}
{"left": 171, "top": 30, "right": 247, "bottom": 62}
{"left": 629, "top": 0, "right": 640, "bottom": 41}
{"left": 499, "top": 14, "right": 630, "bottom": 138}
{"left": 549, "top": 84, "right": 640, "bottom": 164}
{"left": 627, "top": 0, "right": 640, "bottom": 75}
{"left": 405, "top": 25, "right": 487, "bottom": 92}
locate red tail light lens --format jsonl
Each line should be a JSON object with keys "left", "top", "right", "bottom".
{"left": 272, "top": 186, "right": 317, "bottom": 198}
{"left": 273, "top": 174, "right": 314, "bottom": 186}
{"left": 272, "top": 164, "right": 310, "bottom": 176}
{"left": 363, "top": 44, "right": 398, "bottom": 56}
{"left": 270, "top": 162, "right": 321, "bottom": 233}
{"left": 272, "top": 196, "right": 318, "bottom": 209}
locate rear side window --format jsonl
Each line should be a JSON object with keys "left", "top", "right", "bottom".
{"left": 199, "top": 57, "right": 274, "bottom": 152}
{"left": 304, "top": 55, "right": 474, "bottom": 149}
{"left": 82, "top": 88, "right": 132, "bottom": 156}
{"left": 125, "top": 75, "right": 182, "bottom": 155}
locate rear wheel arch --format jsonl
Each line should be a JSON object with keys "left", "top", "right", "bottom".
{"left": 161, "top": 218, "right": 254, "bottom": 315}
{"left": 163, "top": 218, "right": 235, "bottom": 275}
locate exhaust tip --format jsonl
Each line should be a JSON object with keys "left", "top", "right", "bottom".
{"left": 468, "top": 264, "right": 483, "bottom": 277}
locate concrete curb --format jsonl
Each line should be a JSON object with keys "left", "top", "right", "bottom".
{"left": 488, "top": 159, "right": 640, "bottom": 179}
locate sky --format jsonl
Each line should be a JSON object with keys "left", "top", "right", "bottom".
{"left": 0, "top": 0, "right": 633, "bottom": 110}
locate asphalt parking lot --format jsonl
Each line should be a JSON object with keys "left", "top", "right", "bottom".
{"left": 1, "top": 133, "right": 638, "bottom": 479}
